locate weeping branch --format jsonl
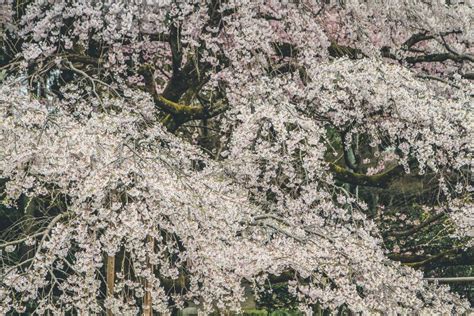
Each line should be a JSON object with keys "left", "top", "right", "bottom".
{"left": 329, "top": 163, "right": 405, "bottom": 188}
{"left": 384, "top": 212, "right": 447, "bottom": 237}
{"left": 401, "top": 30, "right": 461, "bottom": 50}
{"left": 424, "top": 277, "right": 474, "bottom": 283}
{"left": 405, "top": 52, "right": 474, "bottom": 64}
{"left": 390, "top": 247, "right": 472, "bottom": 268}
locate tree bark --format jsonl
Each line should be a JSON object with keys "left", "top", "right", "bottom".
{"left": 143, "top": 236, "right": 154, "bottom": 316}
{"left": 106, "top": 255, "right": 115, "bottom": 316}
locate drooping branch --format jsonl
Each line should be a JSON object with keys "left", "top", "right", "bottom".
{"left": 424, "top": 277, "right": 474, "bottom": 284}
{"left": 462, "top": 72, "right": 474, "bottom": 80}
{"left": 423, "top": 250, "right": 474, "bottom": 269}
{"left": 415, "top": 74, "right": 461, "bottom": 88}
{"left": 388, "top": 247, "right": 472, "bottom": 268}
{"left": 329, "top": 163, "right": 405, "bottom": 188}
{"left": 384, "top": 212, "right": 447, "bottom": 237}
{"left": 404, "top": 52, "right": 474, "bottom": 64}
{"left": 401, "top": 30, "right": 461, "bottom": 50}
{"left": 327, "top": 30, "right": 473, "bottom": 73}
{"left": 65, "top": 54, "right": 102, "bottom": 68}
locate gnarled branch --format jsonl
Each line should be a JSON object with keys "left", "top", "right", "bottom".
{"left": 329, "top": 163, "right": 405, "bottom": 188}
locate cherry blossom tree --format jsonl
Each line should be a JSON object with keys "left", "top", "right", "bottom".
{"left": 0, "top": 0, "right": 472, "bottom": 314}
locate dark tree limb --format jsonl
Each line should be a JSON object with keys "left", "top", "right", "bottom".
{"left": 139, "top": 65, "right": 227, "bottom": 131}
{"left": 384, "top": 212, "right": 447, "bottom": 237}
{"left": 424, "top": 277, "right": 474, "bottom": 283}
{"left": 329, "top": 163, "right": 405, "bottom": 188}
{"left": 389, "top": 247, "right": 472, "bottom": 268}
{"left": 402, "top": 30, "right": 461, "bottom": 50}
{"left": 169, "top": 23, "right": 183, "bottom": 75}
{"left": 404, "top": 52, "right": 474, "bottom": 64}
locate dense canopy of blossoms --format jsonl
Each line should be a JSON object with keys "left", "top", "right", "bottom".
{"left": 0, "top": 0, "right": 472, "bottom": 314}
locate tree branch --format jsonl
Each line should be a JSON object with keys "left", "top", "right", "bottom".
{"left": 169, "top": 23, "right": 182, "bottom": 74}
{"left": 329, "top": 163, "right": 405, "bottom": 188}
{"left": 405, "top": 52, "right": 473, "bottom": 64}
{"left": 390, "top": 248, "right": 459, "bottom": 268}
{"left": 138, "top": 65, "right": 228, "bottom": 129}
{"left": 328, "top": 42, "right": 364, "bottom": 59}
{"left": 384, "top": 212, "right": 447, "bottom": 237}
{"left": 146, "top": 32, "right": 170, "bottom": 43}
{"left": 424, "top": 277, "right": 474, "bottom": 283}
{"left": 402, "top": 30, "right": 461, "bottom": 50}
{"left": 462, "top": 72, "right": 474, "bottom": 80}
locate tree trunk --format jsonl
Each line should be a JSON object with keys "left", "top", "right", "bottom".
{"left": 143, "top": 236, "right": 154, "bottom": 316}
{"left": 106, "top": 255, "right": 115, "bottom": 316}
